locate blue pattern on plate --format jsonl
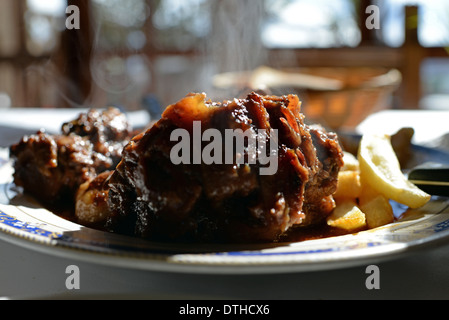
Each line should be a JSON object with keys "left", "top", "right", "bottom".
{"left": 434, "top": 219, "right": 449, "bottom": 233}
{"left": 0, "top": 210, "right": 62, "bottom": 239}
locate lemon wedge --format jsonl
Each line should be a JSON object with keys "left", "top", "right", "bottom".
{"left": 357, "top": 133, "right": 431, "bottom": 208}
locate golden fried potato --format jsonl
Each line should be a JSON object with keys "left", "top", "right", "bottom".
{"left": 358, "top": 133, "right": 431, "bottom": 208}
{"left": 331, "top": 133, "right": 432, "bottom": 232}
{"left": 358, "top": 174, "right": 381, "bottom": 204}
{"left": 327, "top": 199, "right": 366, "bottom": 230}
{"left": 359, "top": 194, "right": 394, "bottom": 229}
{"left": 333, "top": 170, "right": 362, "bottom": 201}
{"left": 341, "top": 151, "right": 359, "bottom": 171}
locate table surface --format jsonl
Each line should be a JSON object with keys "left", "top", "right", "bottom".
{"left": 1, "top": 108, "right": 449, "bottom": 300}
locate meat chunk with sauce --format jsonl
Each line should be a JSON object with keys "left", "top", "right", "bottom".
{"left": 75, "top": 170, "right": 113, "bottom": 227}
{"left": 9, "top": 131, "right": 110, "bottom": 208}
{"left": 105, "top": 92, "right": 344, "bottom": 242}
{"left": 61, "top": 107, "right": 131, "bottom": 165}
{"left": 9, "top": 107, "right": 132, "bottom": 211}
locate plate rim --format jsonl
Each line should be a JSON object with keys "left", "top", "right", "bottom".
{"left": 1, "top": 200, "right": 449, "bottom": 274}
{"left": 1, "top": 215, "right": 449, "bottom": 274}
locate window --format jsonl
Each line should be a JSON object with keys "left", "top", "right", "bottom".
{"left": 378, "top": 0, "right": 449, "bottom": 47}
{"left": 87, "top": 0, "right": 152, "bottom": 110}
{"left": 262, "top": 0, "right": 360, "bottom": 48}
{"left": 1, "top": 0, "right": 449, "bottom": 111}
{"left": 372, "top": 1, "right": 449, "bottom": 109}
{"left": 0, "top": 0, "right": 66, "bottom": 108}
{"left": 91, "top": 0, "right": 149, "bottom": 51}
{"left": 151, "top": 0, "right": 211, "bottom": 52}
{"left": 26, "top": 0, "right": 66, "bottom": 56}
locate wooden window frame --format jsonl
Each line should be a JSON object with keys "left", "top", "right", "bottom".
{"left": 2, "top": 0, "right": 448, "bottom": 109}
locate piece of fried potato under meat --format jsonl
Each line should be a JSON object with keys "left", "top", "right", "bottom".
{"left": 333, "top": 170, "right": 362, "bottom": 201}
{"left": 341, "top": 151, "right": 359, "bottom": 171}
{"left": 327, "top": 199, "right": 366, "bottom": 230}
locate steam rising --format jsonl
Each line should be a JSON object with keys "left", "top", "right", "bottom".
{"left": 16, "top": 1, "right": 269, "bottom": 110}
{"left": 205, "top": 1, "right": 268, "bottom": 100}
{"left": 207, "top": 1, "right": 266, "bottom": 74}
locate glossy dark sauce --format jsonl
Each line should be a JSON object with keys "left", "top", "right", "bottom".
{"left": 279, "top": 223, "right": 365, "bottom": 242}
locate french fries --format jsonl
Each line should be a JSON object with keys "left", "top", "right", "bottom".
{"left": 327, "top": 199, "right": 366, "bottom": 230}
{"left": 333, "top": 170, "right": 362, "bottom": 201}
{"left": 358, "top": 133, "right": 430, "bottom": 208}
{"left": 360, "top": 194, "right": 394, "bottom": 229}
{"left": 340, "top": 151, "right": 359, "bottom": 171}
{"left": 328, "top": 134, "right": 430, "bottom": 231}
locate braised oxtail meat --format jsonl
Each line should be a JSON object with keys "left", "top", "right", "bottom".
{"left": 9, "top": 131, "right": 110, "bottom": 207}
{"left": 106, "top": 92, "right": 344, "bottom": 242}
{"left": 9, "top": 107, "right": 132, "bottom": 210}
{"left": 61, "top": 107, "right": 132, "bottom": 166}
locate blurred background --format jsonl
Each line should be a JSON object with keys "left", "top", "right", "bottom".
{"left": 1, "top": 0, "right": 449, "bottom": 130}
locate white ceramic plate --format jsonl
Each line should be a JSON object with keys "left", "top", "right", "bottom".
{"left": 1, "top": 146, "right": 449, "bottom": 274}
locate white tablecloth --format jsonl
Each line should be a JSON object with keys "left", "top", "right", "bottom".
{"left": 1, "top": 108, "right": 449, "bottom": 300}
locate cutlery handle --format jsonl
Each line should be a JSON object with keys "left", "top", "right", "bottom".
{"left": 408, "top": 162, "right": 449, "bottom": 196}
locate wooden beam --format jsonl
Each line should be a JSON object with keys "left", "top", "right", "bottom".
{"left": 56, "top": 0, "right": 93, "bottom": 107}
{"left": 399, "top": 5, "right": 423, "bottom": 109}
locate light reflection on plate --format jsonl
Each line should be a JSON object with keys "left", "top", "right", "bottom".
{"left": 1, "top": 147, "right": 449, "bottom": 274}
